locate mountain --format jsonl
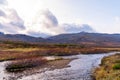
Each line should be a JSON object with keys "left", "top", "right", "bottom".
{"left": 0, "top": 32, "right": 46, "bottom": 43}
{"left": 1, "top": 32, "right": 120, "bottom": 47}
{"left": 47, "top": 32, "right": 120, "bottom": 46}
{"left": 0, "top": 32, "right": 4, "bottom": 35}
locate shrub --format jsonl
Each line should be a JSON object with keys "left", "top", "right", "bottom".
{"left": 6, "top": 57, "right": 47, "bottom": 72}
{"left": 113, "top": 63, "right": 120, "bottom": 70}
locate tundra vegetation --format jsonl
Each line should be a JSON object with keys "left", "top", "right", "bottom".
{"left": 93, "top": 54, "right": 120, "bottom": 80}
{"left": 1, "top": 41, "right": 120, "bottom": 72}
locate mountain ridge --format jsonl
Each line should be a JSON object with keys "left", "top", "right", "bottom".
{"left": 1, "top": 32, "right": 120, "bottom": 47}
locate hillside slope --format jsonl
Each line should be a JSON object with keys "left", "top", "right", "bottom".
{"left": 1, "top": 32, "right": 120, "bottom": 47}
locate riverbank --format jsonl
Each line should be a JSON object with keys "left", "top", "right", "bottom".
{"left": 18, "top": 53, "right": 108, "bottom": 80}
{"left": 93, "top": 53, "right": 120, "bottom": 80}
{"left": 5, "top": 55, "right": 73, "bottom": 73}
{"left": 0, "top": 52, "right": 119, "bottom": 80}
{"left": 40, "top": 59, "right": 72, "bottom": 69}
{"left": 23, "top": 58, "right": 72, "bottom": 72}
{"left": 1, "top": 58, "right": 72, "bottom": 80}
{"left": 1, "top": 42, "right": 120, "bottom": 79}
{"left": 1, "top": 47, "right": 120, "bottom": 73}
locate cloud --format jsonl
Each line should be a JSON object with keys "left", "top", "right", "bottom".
{"left": 62, "top": 24, "right": 95, "bottom": 33}
{"left": 28, "top": 9, "right": 65, "bottom": 36}
{"left": 0, "top": 0, "right": 7, "bottom": 5}
{"left": 40, "top": 9, "right": 58, "bottom": 26}
{"left": 0, "top": 10, "right": 6, "bottom": 16}
{"left": 0, "top": 8, "right": 25, "bottom": 34}
{"left": 28, "top": 9, "right": 95, "bottom": 37}
{"left": 0, "top": 3, "right": 95, "bottom": 37}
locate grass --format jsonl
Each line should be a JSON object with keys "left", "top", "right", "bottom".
{"left": 113, "top": 63, "right": 120, "bottom": 70}
{"left": 1, "top": 41, "right": 120, "bottom": 72}
{"left": 0, "top": 47, "right": 117, "bottom": 61}
{"left": 93, "top": 54, "right": 120, "bottom": 80}
{"left": 6, "top": 57, "right": 47, "bottom": 72}
{"left": 2, "top": 48, "right": 39, "bottom": 52}
{"left": 0, "top": 46, "right": 120, "bottom": 62}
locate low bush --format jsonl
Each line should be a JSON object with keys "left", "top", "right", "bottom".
{"left": 113, "top": 63, "right": 120, "bottom": 70}
{"left": 93, "top": 54, "right": 120, "bottom": 80}
{"left": 6, "top": 57, "right": 47, "bottom": 72}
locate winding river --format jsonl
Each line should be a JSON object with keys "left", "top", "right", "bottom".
{"left": 0, "top": 52, "right": 118, "bottom": 80}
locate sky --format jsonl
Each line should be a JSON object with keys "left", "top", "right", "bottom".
{"left": 0, "top": 0, "right": 120, "bottom": 37}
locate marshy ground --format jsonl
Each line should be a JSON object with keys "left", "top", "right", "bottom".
{"left": 0, "top": 41, "right": 120, "bottom": 80}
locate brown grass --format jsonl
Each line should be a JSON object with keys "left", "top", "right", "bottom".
{"left": 93, "top": 54, "right": 120, "bottom": 80}
{"left": 0, "top": 47, "right": 120, "bottom": 62}
{"left": 6, "top": 57, "right": 47, "bottom": 72}
{"left": 1, "top": 40, "right": 120, "bottom": 73}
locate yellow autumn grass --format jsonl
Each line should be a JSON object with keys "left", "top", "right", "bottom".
{"left": 93, "top": 54, "right": 120, "bottom": 80}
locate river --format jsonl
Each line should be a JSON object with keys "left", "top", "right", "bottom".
{"left": 0, "top": 52, "right": 118, "bottom": 80}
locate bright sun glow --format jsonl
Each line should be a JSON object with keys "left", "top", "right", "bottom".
{"left": 7, "top": 0, "right": 45, "bottom": 22}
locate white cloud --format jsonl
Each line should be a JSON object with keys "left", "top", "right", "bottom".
{"left": 61, "top": 24, "right": 95, "bottom": 33}
{"left": 0, "top": 0, "right": 7, "bottom": 5}
{"left": 0, "top": 0, "right": 95, "bottom": 37}
{"left": 27, "top": 9, "right": 95, "bottom": 37}
{"left": 27, "top": 9, "right": 65, "bottom": 36}
{"left": 0, "top": 10, "right": 6, "bottom": 16}
{"left": 0, "top": 6, "right": 25, "bottom": 34}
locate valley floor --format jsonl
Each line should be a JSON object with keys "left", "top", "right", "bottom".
{"left": 0, "top": 42, "right": 120, "bottom": 79}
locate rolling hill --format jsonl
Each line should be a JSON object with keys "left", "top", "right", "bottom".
{"left": 1, "top": 32, "right": 120, "bottom": 47}
{"left": 0, "top": 32, "right": 46, "bottom": 43}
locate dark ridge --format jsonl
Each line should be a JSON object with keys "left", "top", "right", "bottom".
{"left": 1, "top": 32, "right": 120, "bottom": 47}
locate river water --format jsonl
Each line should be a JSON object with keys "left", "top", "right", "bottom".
{"left": 0, "top": 52, "right": 118, "bottom": 80}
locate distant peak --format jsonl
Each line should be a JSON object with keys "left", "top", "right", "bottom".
{"left": 80, "top": 31, "right": 88, "bottom": 33}
{"left": 0, "top": 32, "right": 4, "bottom": 35}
